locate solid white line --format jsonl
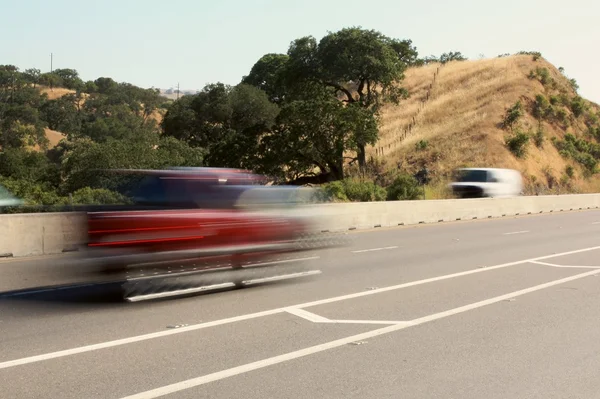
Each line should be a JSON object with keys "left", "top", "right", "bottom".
{"left": 120, "top": 268, "right": 600, "bottom": 399}
{"left": 4, "top": 244, "right": 600, "bottom": 371}
{"left": 329, "top": 320, "right": 409, "bottom": 325}
{"left": 503, "top": 230, "right": 530, "bottom": 235}
{"left": 351, "top": 246, "right": 398, "bottom": 253}
{"left": 244, "top": 270, "right": 322, "bottom": 285}
{"left": 0, "top": 308, "right": 286, "bottom": 370}
{"left": 285, "top": 308, "right": 331, "bottom": 323}
{"left": 530, "top": 261, "right": 600, "bottom": 269}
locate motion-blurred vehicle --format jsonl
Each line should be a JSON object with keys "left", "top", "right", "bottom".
{"left": 449, "top": 168, "right": 523, "bottom": 198}
{"left": 0, "top": 183, "right": 23, "bottom": 211}
{"left": 75, "top": 167, "right": 344, "bottom": 300}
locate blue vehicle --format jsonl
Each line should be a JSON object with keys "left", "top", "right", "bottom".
{"left": 0, "top": 184, "right": 23, "bottom": 210}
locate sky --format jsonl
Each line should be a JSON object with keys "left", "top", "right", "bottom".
{"left": 1, "top": 0, "right": 599, "bottom": 102}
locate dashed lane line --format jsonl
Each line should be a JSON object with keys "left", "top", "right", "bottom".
{"left": 120, "top": 267, "right": 600, "bottom": 399}
{"left": 2, "top": 244, "right": 600, "bottom": 371}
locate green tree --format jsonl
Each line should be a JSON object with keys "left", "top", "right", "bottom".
{"left": 439, "top": 51, "right": 468, "bottom": 64}
{"left": 242, "top": 53, "right": 290, "bottom": 104}
{"left": 23, "top": 68, "right": 41, "bottom": 88}
{"left": 0, "top": 68, "right": 48, "bottom": 149}
{"left": 162, "top": 82, "right": 278, "bottom": 170}
{"left": 259, "top": 88, "right": 378, "bottom": 182}
{"left": 285, "top": 27, "right": 412, "bottom": 169}
{"left": 39, "top": 73, "right": 62, "bottom": 88}
{"left": 39, "top": 94, "right": 80, "bottom": 134}
{"left": 52, "top": 68, "right": 84, "bottom": 91}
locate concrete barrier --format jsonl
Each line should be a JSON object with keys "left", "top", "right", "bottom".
{"left": 1, "top": 194, "right": 600, "bottom": 258}
{"left": 0, "top": 212, "right": 86, "bottom": 258}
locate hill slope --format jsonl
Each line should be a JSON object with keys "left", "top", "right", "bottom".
{"left": 369, "top": 54, "right": 600, "bottom": 197}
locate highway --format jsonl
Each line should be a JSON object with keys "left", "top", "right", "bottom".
{"left": 2, "top": 210, "right": 600, "bottom": 398}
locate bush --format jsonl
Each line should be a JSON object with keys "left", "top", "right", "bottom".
{"left": 570, "top": 96, "right": 586, "bottom": 118}
{"left": 0, "top": 177, "right": 62, "bottom": 206}
{"left": 65, "top": 187, "right": 130, "bottom": 205}
{"left": 505, "top": 130, "right": 530, "bottom": 158}
{"left": 503, "top": 101, "right": 524, "bottom": 130}
{"left": 415, "top": 139, "right": 428, "bottom": 151}
{"left": 386, "top": 174, "right": 422, "bottom": 201}
{"left": 321, "top": 179, "right": 386, "bottom": 202}
{"left": 553, "top": 134, "right": 600, "bottom": 173}
{"left": 517, "top": 51, "right": 542, "bottom": 61}
{"left": 534, "top": 127, "right": 545, "bottom": 148}
{"left": 565, "top": 165, "right": 575, "bottom": 179}
{"left": 569, "top": 78, "right": 579, "bottom": 92}
{"left": 555, "top": 108, "right": 569, "bottom": 126}
{"left": 533, "top": 94, "right": 552, "bottom": 121}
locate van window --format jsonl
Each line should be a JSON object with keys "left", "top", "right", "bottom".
{"left": 455, "top": 169, "right": 488, "bottom": 183}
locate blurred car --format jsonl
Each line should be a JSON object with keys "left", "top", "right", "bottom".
{"left": 77, "top": 167, "right": 342, "bottom": 283}
{"left": 0, "top": 183, "right": 23, "bottom": 210}
{"left": 449, "top": 168, "right": 523, "bottom": 198}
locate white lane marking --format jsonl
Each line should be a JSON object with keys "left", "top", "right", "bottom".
{"left": 4, "top": 244, "right": 600, "bottom": 370}
{"left": 328, "top": 320, "right": 409, "bottom": 325}
{"left": 503, "top": 230, "right": 530, "bottom": 235}
{"left": 285, "top": 309, "right": 406, "bottom": 326}
{"left": 530, "top": 261, "right": 600, "bottom": 269}
{"left": 285, "top": 308, "right": 331, "bottom": 323}
{"left": 592, "top": 222, "right": 600, "bottom": 225}
{"left": 351, "top": 246, "right": 398, "bottom": 253}
{"left": 120, "top": 267, "right": 600, "bottom": 399}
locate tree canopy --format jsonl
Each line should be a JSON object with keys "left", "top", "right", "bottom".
{"left": 0, "top": 27, "right": 470, "bottom": 206}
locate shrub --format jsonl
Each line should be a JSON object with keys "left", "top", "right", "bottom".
{"left": 0, "top": 177, "right": 62, "bottom": 206}
{"left": 555, "top": 108, "right": 569, "bottom": 126}
{"left": 517, "top": 51, "right": 542, "bottom": 61}
{"left": 533, "top": 94, "right": 552, "bottom": 121}
{"left": 553, "top": 134, "right": 600, "bottom": 173}
{"left": 534, "top": 127, "right": 545, "bottom": 148}
{"left": 321, "top": 179, "right": 386, "bottom": 202}
{"left": 503, "top": 100, "right": 524, "bottom": 130}
{"left": 505, "top": 130, "right": 530, "bottom": 158}
{"left": 537, "top": 68, "right": 551, "bottom": 85}
{"left": 415, "top": 139, "right": 428, "bottom": 151}
{"left": 565, "top": 165, "right": 575, "bottom": 179}
{"left": 570, "top": 96, "right": 586, "bottom": 118}
{"left": 65, "top": 187, "right": 130, "bottom": 205}
{"left": 386, "top": 174, "right": 422, "bottom": 201}
{"left": 569, "top": 78, "right": 579, "bottom": 92}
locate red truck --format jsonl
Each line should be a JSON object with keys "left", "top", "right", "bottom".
{"left": 77, "top": 167, "right": 341, "bottom": 300}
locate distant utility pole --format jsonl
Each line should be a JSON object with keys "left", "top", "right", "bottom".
{"left": 50, "top": 53, "right": 53, "bottom": 73}
{"left": 176, "top": 82, "right": 180, "bottom": 100}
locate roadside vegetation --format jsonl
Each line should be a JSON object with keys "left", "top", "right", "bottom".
{"left": 1, "top": 27, "right": 599, "bottom": 206}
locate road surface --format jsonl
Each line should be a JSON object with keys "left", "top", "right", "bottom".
{"left": 2, "top": 211, "right": 600, "bottom": 398}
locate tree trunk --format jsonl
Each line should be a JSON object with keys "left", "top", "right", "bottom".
{"left": 357, "top": 144, "right": 366, "bottom": 171}
{"left": 286, "top": 173, "right": 333, "bottom": 186}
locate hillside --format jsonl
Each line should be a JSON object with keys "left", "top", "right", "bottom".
{"left": 369, "top": 55, "right": 600, "bottom": 197}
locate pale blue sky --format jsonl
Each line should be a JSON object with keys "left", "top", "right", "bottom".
{"left": 1, "top": 0, "right": 598, "bottom": 102}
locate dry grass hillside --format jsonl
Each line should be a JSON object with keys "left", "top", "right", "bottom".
{"left": 366, "top": 55, "right": 600, "bottom": 198}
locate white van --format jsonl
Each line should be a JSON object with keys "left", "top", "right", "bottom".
{"left": 449, "top": 168, "right": 523, "bottom": 198}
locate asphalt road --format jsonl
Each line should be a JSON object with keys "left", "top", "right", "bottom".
{"left": 2, "top": 210, "right": 600, "bottom": 398}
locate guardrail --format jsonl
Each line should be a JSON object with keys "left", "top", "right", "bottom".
{"left": 1, "top": 194, "right": 600, "bottom": 258}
